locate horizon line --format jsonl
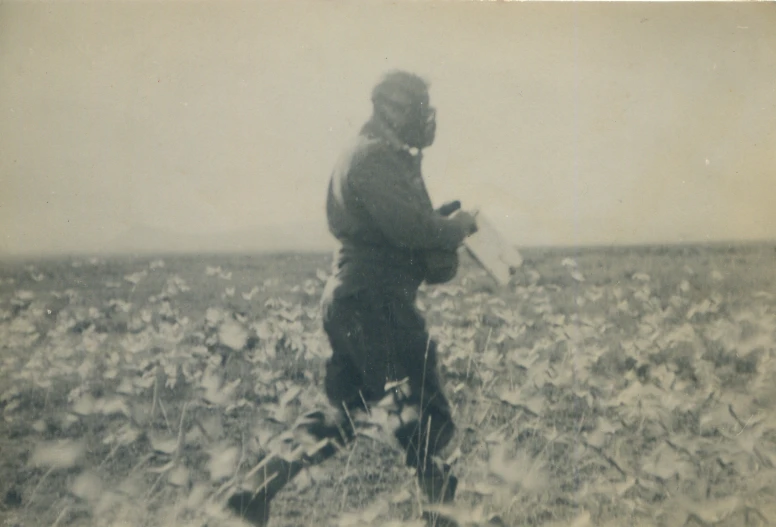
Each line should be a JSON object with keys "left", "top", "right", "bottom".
{"left": 1, "top": 238, "right": 774, "bottom": 262}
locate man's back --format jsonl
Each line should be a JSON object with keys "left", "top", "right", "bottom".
{"left": 323, "top": 122, "right": 449, "bottom": 302}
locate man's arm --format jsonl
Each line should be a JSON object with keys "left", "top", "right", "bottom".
{"left": 349, "top": 155, "right": 467, "bottom": 252}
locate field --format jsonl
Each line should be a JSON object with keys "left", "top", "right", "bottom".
{"left": 1, "top": 243, "right": 775, "bottom": 527}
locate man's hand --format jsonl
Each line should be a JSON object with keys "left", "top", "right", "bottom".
{"left": 422, "top": 205, "right": 476, "bottom": 285}
{"left": 436, "top": 200, "right": 462, "bottom": 217}
{"left": 449, "top": 210, "right": 478, "bottom": 237}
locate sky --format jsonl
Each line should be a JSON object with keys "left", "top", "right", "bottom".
{"left": 1, "top": 1, "right": 774, "bottom": 256}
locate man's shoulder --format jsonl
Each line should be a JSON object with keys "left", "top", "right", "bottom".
{"left": 350, "top": 134, "right": 393, "bottom": 164}
{"left": 333, "top": 134, "right": 396, "bottom": 181}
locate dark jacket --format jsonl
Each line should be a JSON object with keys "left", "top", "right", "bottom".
{"left": 322, "top": 120, "right": 467, "bottom": 303}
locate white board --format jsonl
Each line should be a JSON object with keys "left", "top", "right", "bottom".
{"left": 463, "top": 211, "right": 523, "bottom": 286}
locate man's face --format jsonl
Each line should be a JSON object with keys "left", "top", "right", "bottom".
{"left": 381, "top": 91, "right": 437, "bottom": 149}
{"left": 402, "top": 94, "right": 436, "bottom": 149}
{"left": 416, "top": 102, "right": 437, "bottom": 149}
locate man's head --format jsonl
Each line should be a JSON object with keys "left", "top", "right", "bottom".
{"left": 371, "top": 70, "right": 436, "bottom": 150}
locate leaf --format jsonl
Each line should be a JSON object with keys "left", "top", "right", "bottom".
{"left": 497, "top": 387, "right": 544, "bottom": 415}
{"left": 94, "top": 491, "right": 122, "bottom": 518}
{"left": 72, "top": 394, "right": 97, "bottom": 416}
{"left": 545, "top": 313, "right": 566, "bottom": 326}
{"left": 279, "top": 385, "right": 303, "bottom": 408}
{"left": 225, "top": 398, "right": 252, "bottom": 414}
{"left": 196, "top": 414, "right": 224, "bottom": 441}
{"left": 673, "top": 496, "right": 742, "bottom": 525}
{"left": 105, "top": 424, "right": 141, "bottom": 446}
{"left": 97, "top": 396, "right": 131, "bottom": 417}
{"left": 650, "top": 363, "right": 676, "bottom": 390}
{"left": 60, "top": 414, "right": 79, "bottom": 431}
{"left": 570, "top": 511, "right": 592, "bottom": 527}
{"left": 612, "top": 381, "right": 664, "bottom": 407}
{"left": 700, "top": 403, "right": 740, "bottom": 436}
{"left": 70, "top": 470, "right": 103, "bottom": 503}
{"left": 14, "top": 290, "right": 35, "bottom": 301}
{"left": 338, "top": 500, "right": 389, "bottom": 526}
{"left": 219, "top": 319, "right": 248, "bottom": 350}
{"left": 30, "top": 439, "right": 86, "bottom": 469}
{"left": 613, "top": 477, "right": 636, "bottom": 496}
{"left": 201, "top": 369, "right": 225, "bottom": 404}
{"left": 641, "top": 442, "right": 694, "bottom": 481}
{"left": 32, "top": 420, "right": 47, "bottom": 433}
{"left": 488, "top": 444, "right": 550, "bottom": 492}
{"left": 123, "top": 271, "right": 147, "bottom": 285}
{"left": 254, "top": 320, "right": 274, "bottom": 341}
{"left": 186, "top": 483, "right": 210, "bottom": 510}
{"left": 149, "top": 433, "right": 179, "bottom": 455}
{"left": 293, "top": 467, "right": 314, "bottom": 491}
{"left": 205, "top": 307, "right": 224, "bottom": 327}
{"left": 148, "top": 461, "right": 175, "bottom": 474}
{"left": 459, "top": 481, "right": 500, "bottom": 496}
{"left": 242, "top": 286, "right": 261, "bottom": 301}
{"left": 10, "top": 318, "right": 37, "bottom": 335}
{"left": 207, "top": 444, "right": 239, "bottom": 482}
{"left": 389, "top": 488, "right": 413, "bottom": 504}
{"left": 252, "top": 424, "right": 276, "bottom": 448}
{"left": 543, "top": 511, "right": 592, "bottom": 527}
{"left": 0, "top": 388, "right": 20, "bottom": 404}
{"left": 303, "top": 280, "right": 317, "bottom": 296}
{"left": 585, "top": 418, "right": 617, "bottom": 448}
{"left": 134, "top": 372, "right": 155, "bottom": 391}
{"left": 205, "top": 266, "right": 232, "bottom": 280}
{"left": 168, "top": 465, "right": 190, "bottom": 487}
{"left": 422, "top": 504, "right": 490, "bottom": 526}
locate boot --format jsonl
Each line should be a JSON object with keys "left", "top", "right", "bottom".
{"left": 226, "top": 457, "right": 304, "bottom": 527}
{"left": 226, "top": 409, "right": 353, "bottom": 526}
{"left": 419, "top": 462, "right": 459, "bottom": 527}
{"left": 227, "top": 490, "right": 271, "bottom": 527}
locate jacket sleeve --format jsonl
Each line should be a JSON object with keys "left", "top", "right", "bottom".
{"left": 348, "top": 151, "right": 466, "bottom": 252}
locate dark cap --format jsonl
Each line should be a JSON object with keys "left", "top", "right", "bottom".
{"left": 371, "top": 70, "right": 430, "bottom": 108}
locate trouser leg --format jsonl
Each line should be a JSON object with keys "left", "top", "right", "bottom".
{"left": 385, "top": 311, "right": 460, "bottom": 527}
{"left": 375, "top": 376, "right": 458, "bottom": 527}
{"left": 391, "top": 387, "right": 458, "bottom": 503}
{"left": 228, "top": 295, "right": 370, "bottom": 526}
{"left": 228, "top": 291, "right": 460, "bottom": 525}
{"left": 228, "top": 405, "right": 358, "bottom": 526}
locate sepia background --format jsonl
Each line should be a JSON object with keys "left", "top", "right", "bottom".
{"left": 2, "top": 3, "right": 776, "bottom": 527}
{"left": 1, "top": 1, "right": 774, "bottom": 256}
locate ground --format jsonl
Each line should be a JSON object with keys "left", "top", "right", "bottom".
{"left": 1, "top": 243, "right": 775, "bottom": 527}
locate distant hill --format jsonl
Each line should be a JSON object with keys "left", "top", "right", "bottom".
{"left": 99, "top": 222, "right": 338, "bottom": 255}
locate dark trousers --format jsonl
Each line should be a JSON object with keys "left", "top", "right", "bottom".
{"left": 228, "top": 289, "right": 458, "bottom": 525}
{"left": 321, "top": 288, "right": 456, "bottom": 469}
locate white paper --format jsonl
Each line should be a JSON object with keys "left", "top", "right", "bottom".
{"left": 464, "top": 211, "right": 523, "bottom": 286}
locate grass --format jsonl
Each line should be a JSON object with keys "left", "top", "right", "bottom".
{"left": 1, "top": 242, "right": 775, "bottom": 527}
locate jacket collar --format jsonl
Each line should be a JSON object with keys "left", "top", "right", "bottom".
{"left": 361, "top": 118, "right": 422, "bottom": 158}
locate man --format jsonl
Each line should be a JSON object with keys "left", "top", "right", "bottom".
{"left": 227, "top": 70, "right": 478, "bottom": 527}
